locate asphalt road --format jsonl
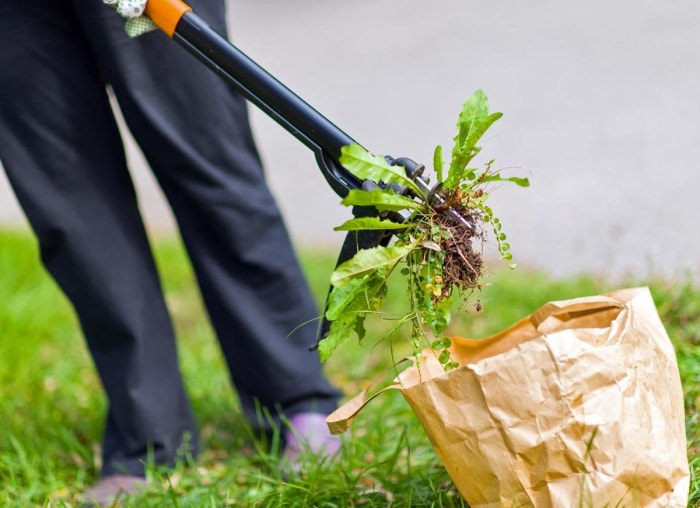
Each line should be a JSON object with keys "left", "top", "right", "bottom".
{"left": 1, "top": 0, "right": 699, "bottom": 279}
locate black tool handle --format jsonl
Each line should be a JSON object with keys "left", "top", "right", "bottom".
{"left": 172, "top": 12, "right": 363, "bottom": 197}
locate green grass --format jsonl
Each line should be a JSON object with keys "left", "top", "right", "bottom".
{"left": 0, "top": 228, "right": 698, "bottom": 507}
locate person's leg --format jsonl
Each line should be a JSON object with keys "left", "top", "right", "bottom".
{"left": 0, "top": 1, "right": 198, "bottom": 477}
{"left": 74, "top": 0, "right": 341, "bottom": 429}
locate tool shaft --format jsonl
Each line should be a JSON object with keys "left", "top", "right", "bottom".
{"left": 174, "top": 13, "right": 354, "bottom": 161}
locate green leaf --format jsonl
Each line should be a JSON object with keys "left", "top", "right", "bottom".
{"left": 340, "top": 189, "right": 423, "bottom": 212}
{"left": 330, "top": 243, "right": 414, "bottom": 288}
{"left": 318, "top": 313, "right": 356, "bottom": 362}
{"left": 456, "top": 91, "right": 502, "bottom": 153}
{"left": 508, "top": 176, "right": 530, "bottom": 187}
{"left": 333, "top": 217, "right": 407, "bottom": 232}
{"left": 431, "top": 339, "right": 445, "bottom": 350}
{"left": 445, "top": 90, "right": 503, "bottom": 189}
{"left": 319, "top": 273, "right": 387, "bottom": 360}
{"left": 478, "top": 173, "right": 530, "bottom": 187}
{"left": 433, "top": 145, "right": 444, "bottom": 183}
{"left": 438, "top": 350, "right": 451, "bottom": 364}
{"left": 326, "top": 274, "right": 385, "bottom": 320}
{"left": 339, "top": 144, "right": 422, "bottom": 195}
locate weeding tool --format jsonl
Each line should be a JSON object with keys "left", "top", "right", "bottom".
{"left": 143, "top": 0, "right": 471, "bottom": 345}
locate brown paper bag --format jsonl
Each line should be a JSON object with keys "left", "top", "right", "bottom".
{"left": 328, "top": 287, "right": 690, "bottom": 507}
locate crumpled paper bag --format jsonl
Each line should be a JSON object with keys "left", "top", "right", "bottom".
{"left": 328, "top": 287, "right": 690, "bottom": 507}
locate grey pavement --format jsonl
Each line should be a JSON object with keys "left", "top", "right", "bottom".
{"left": 1, "top": 0, "right": 699, "bottom": 280}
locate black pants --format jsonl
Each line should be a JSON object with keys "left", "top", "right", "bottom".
{"left": 0, "top": 0, "right": 339, "bottom": 476}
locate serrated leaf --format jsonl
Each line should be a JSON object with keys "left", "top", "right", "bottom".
{"left": 330, "top": 243, "right": 414, "bottom": 288}
{"left": 445, "top": 90, "right": 503, "bottom": 189}
{"left": 340, "top": 188, "right": 423, "bottom": 212}
{"left": 456, "top": 90, "right": 489, "bottom": 146}
{"left": 326, "top": 275, "right": 374, "bottom": 320}
{"left": 333, "top": 217, "right": 407, "bottom": 232}
{"left": 339, "top": 144, "right": 422, "bottom": 195}
{"left": 318, "top": 314, "right": 356, "bottom": 362}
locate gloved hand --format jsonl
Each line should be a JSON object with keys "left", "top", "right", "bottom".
{"left": 103, "top": 0, "right": 158, "bottom": 37}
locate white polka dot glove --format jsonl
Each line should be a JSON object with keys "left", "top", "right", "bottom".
{"left": 103, "top": 0, "right": 158, "bottom": 37}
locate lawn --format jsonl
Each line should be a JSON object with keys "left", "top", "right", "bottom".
{"left": 0, "top": 228, "right": 698, "bottom": 507}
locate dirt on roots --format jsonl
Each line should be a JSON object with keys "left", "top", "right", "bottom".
{"left": 435, "top": 205, "right": 485, "bottom": 292}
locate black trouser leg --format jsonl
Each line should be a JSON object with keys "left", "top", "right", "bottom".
{"left": 0, "top": 2, "right": 198, "bottom": 476}
{"left": 73, "top": 0, "right": 341, "bottom": 428}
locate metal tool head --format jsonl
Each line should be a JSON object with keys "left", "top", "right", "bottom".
{"left": 388, "top": 156, "right": 473, "bottom": 231}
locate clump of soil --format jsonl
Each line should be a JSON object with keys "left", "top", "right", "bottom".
{"left": 428, "top": 186, "right": 487, "bottom": 309}
{"left": 435, "top": 205, "right": 485, "bottom": 290}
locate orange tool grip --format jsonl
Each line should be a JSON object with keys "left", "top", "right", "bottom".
{"left": 144, "top": 0, "right": 192, "bottom": 37}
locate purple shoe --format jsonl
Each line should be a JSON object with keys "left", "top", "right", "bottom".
{"left": 281, "top": 412, "right": 342, "bottom": 473}
{"left": 80, "top": 474, "right": 147, "bottom": 507}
